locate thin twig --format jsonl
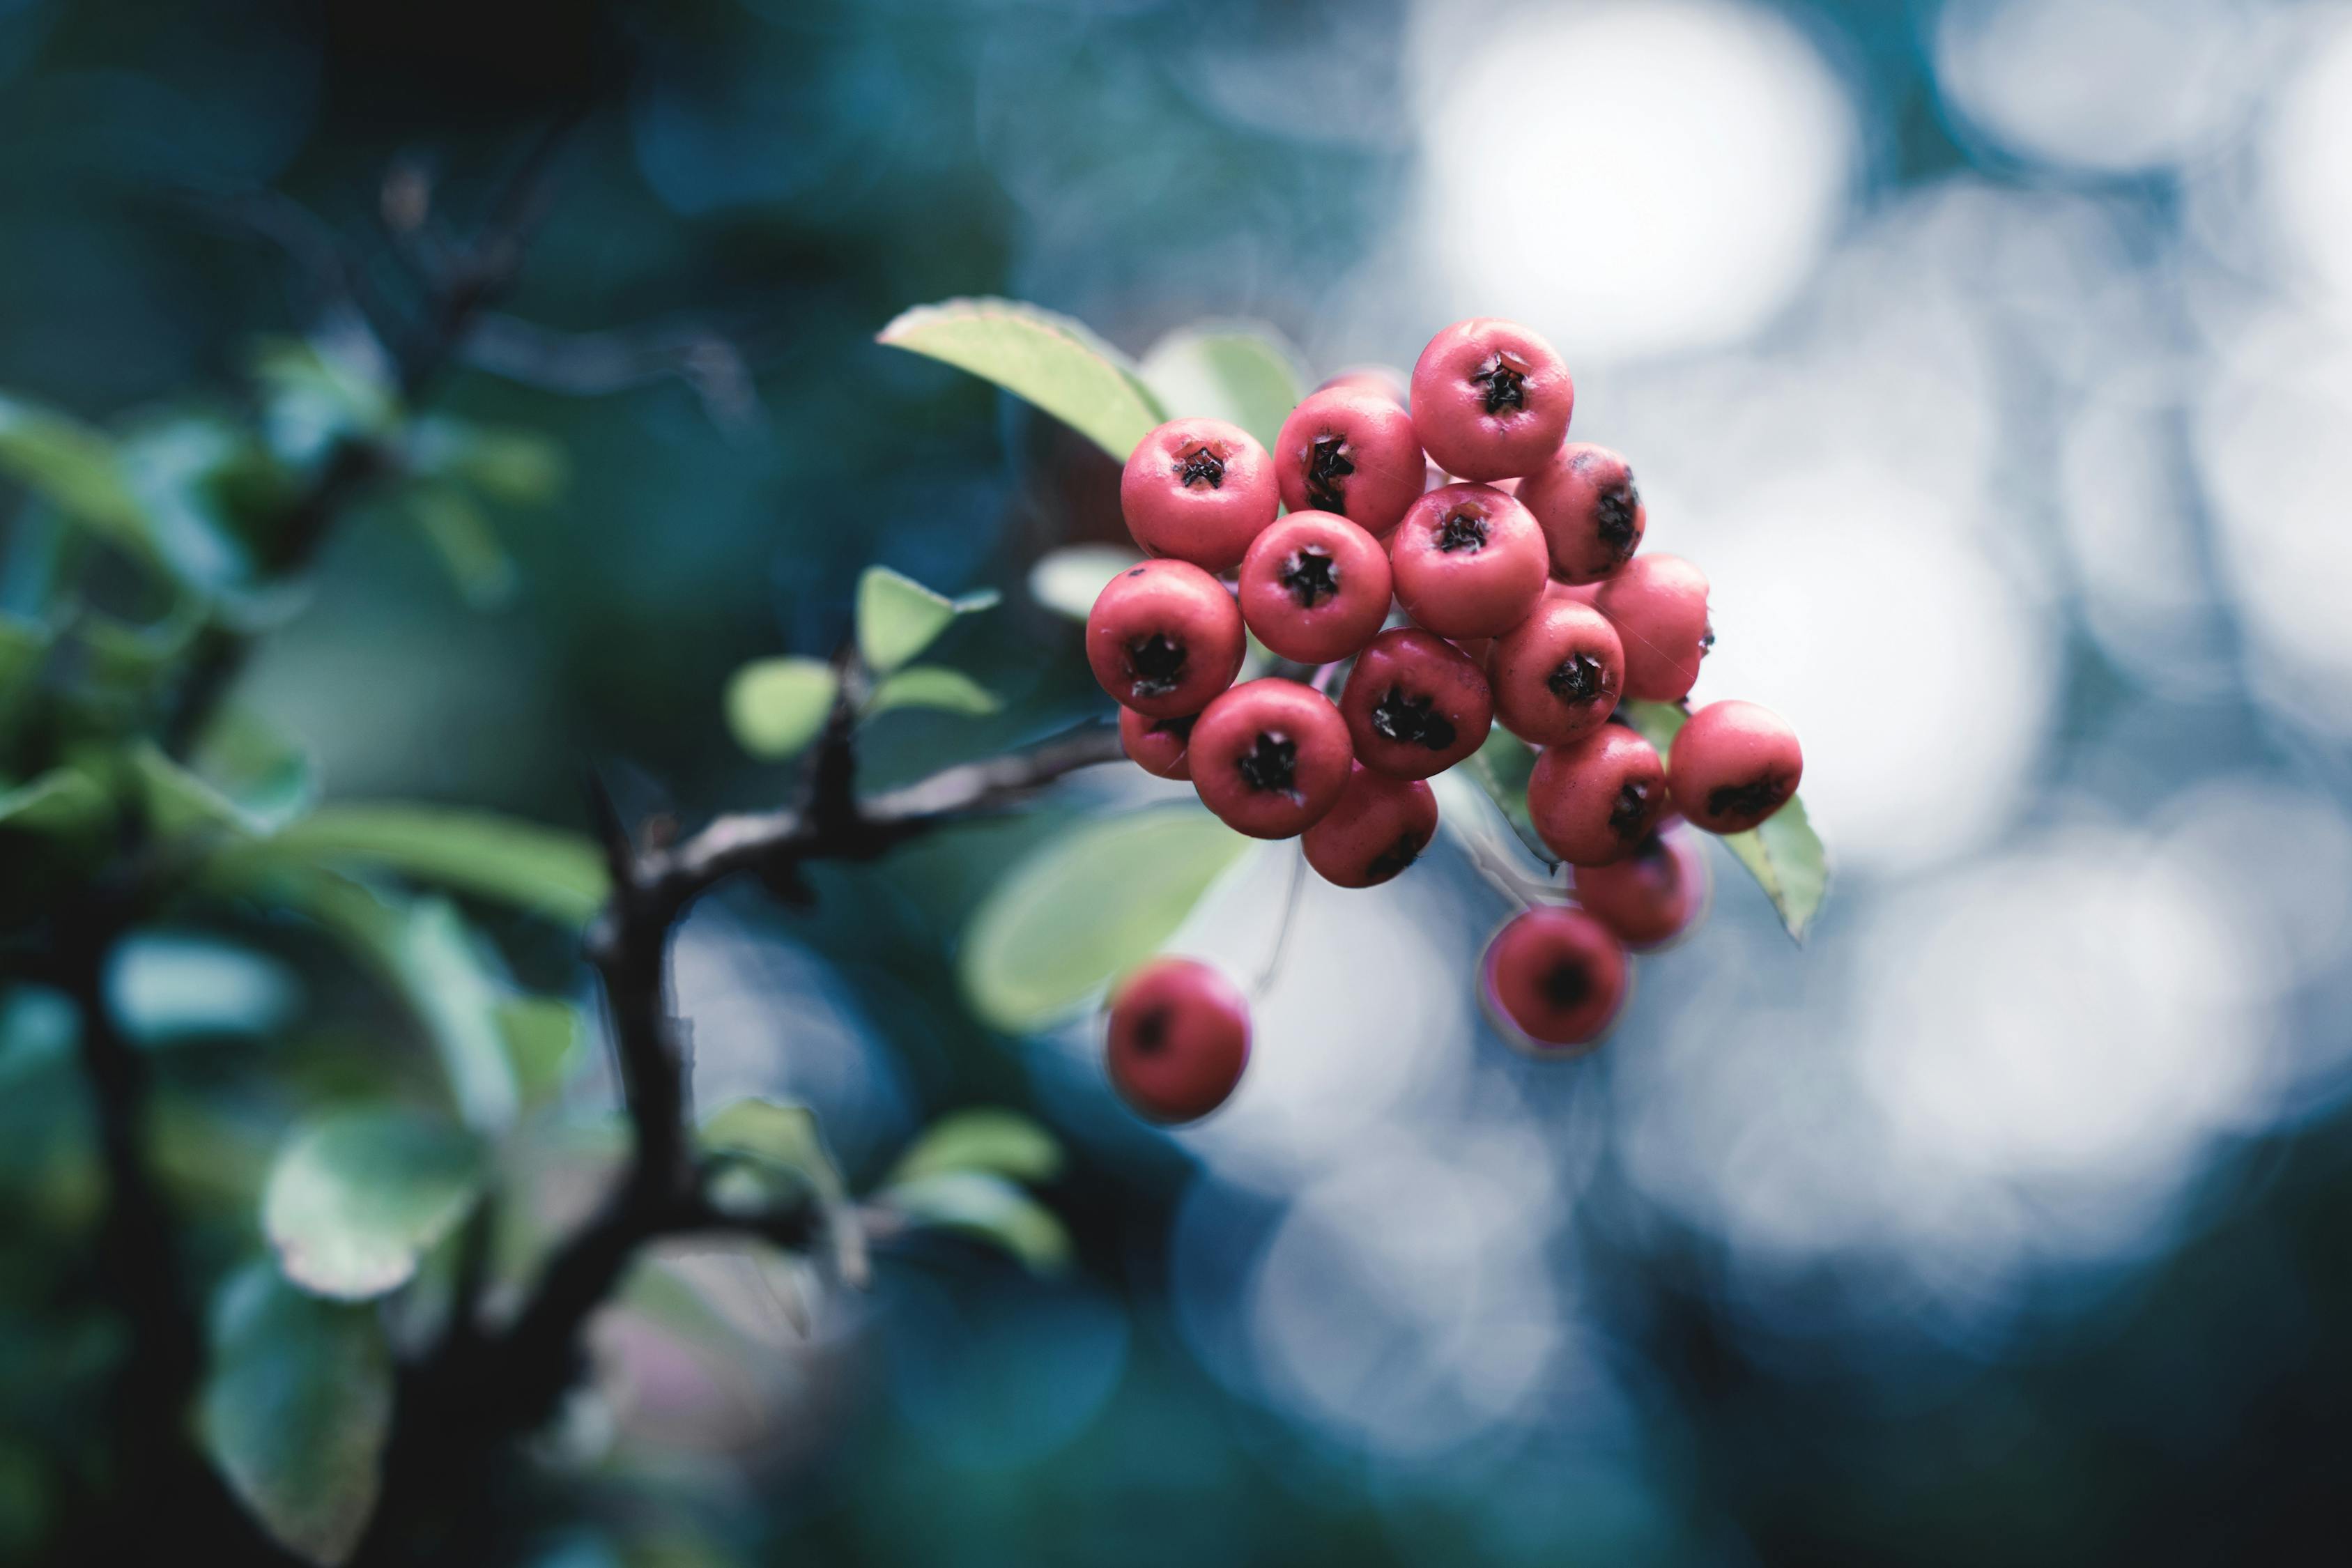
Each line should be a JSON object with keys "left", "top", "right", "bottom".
{"left": 1252, "top": 846, "right": 1309, "bottom": 997}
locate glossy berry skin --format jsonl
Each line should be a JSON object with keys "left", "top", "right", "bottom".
{"left": 1573, "top": 821, "right": 1712, "bottom": 950}
{"left": 1388, "top": 483, "right": 1548, "bottom": 639}
{"left": 1592, "top": 554, "right": 1711, "bottom": 702}
{"left": 1273, "top": 387, "right": 1427, "bottom": 539}
{"left": 1086, "top": 560, "right": 1245, "bottom": 718}
{"left": 1302, "top": 764, "right": 1439, "bottom": 889}
{"left": 1188, "top": 678, "right": 1354, "bottom": 839}
{"left": 1527, "top": 723, "right": 1668, "bottom": 867}
{"left": 1668, "top": 700, "right": 1804, "bottom": 833}
{"left": 1479, "top": 905, "right": 1629, "bottom": 1054}
{"left": 1487, "top": 597, "right": 1625, "bottom": 747}
{"left": 1237, "top": 512, "right": 1392, "bottom": 664}
{"left": 1517, "top": 443, "right": 1646, "bottom": 584}
{"left": 1105, "top": 958, "right": 1251, "bottom": 1124}
{"left": 1409, "top": 318, "right": 1576, "bottom": 482}
{"left": 1338, "top": 628, "right": 1493, "bottom": 780}
{"left": 1119, "top": 705, "right": 1197, "bottom": 781}
{"left": 1120, "top": 417, "right": 1280, "bottom": 573}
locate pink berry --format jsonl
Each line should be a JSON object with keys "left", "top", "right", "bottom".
{"left": 1486, "top": 596, "right": 1625, "bottom": 747}
{"left": 1187, "top": 678, "right": 1354, "bottom": 840}
{"left": 1667, "top": 700, "right": 1803, "bottom": 834}
{"left": 1388, "top": 482, "right": 1548, "bottom": 639}
{"left": 1301, "top": 763, "right": 1439, "bottom": 889}
{"left": 1516, "top": 443, "right": 1645, "bottom": 584}
{"left": 1527, "top": 724, "right": 1668, "bottom": 867}
{"left": 1273, "top": 387, "right": 1427, "bottom": 539}
{"left": 1573, "top": 821, "right": 1711, "bottom": 950}
{"left": 1085, "top": 560, "right": 1245, "bottom": 718}
{"left": 1337, "top": 628, "right": 1493, "bottom": 780}
{"left": 1479, "top": 905, "right": 1629, "bottom": 1053}
{"left": 1591, "top": 554, "right": 1710, "bottom": 702}
{"left": 1119, "top": 417, "right": 1279, "bottom": 573}
{"left": 1236, "top": 512, "right": 1392, "bottom": 665}
{"left": 1408, "top": 318, "right": 1575, "bottom": 482}
{"left": 1119, "top": 705, "right": 1197, "bottom": 781}
{"left": 1105, "top": 958, "right": 1250, "bottom": 1123}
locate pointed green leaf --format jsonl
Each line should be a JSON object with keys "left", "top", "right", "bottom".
{"left": 200, "top": 1263, "right": 392, "bottom": 1565}
{"left": 877, "top": 298, "right": 1166, "bottom": 461}
{"left": 495, "top": 995, "right": 585, "bottom": 1106}
{"left": 1138, "top": 323, "right": 1311, "bottom": 452}
{"left": 408, "top": 485, "right": 516, "bottom": 608}
{"left": 263, "top": 1106, "right": 486, "bottom": 1300}
{"left": 0, "top": 766, "right": 107, "bottom": 837}
{"left": 1026, "top": 544, "right": 1143, "bottom": 622}
{"left": 879, "top": 1171, "right": 1071, "bottom": 1276}
{"left": 866, "top": 664, "right": 1001, "bottom": 719}
{"left": 960, "top": 806, "right": 1256, "bottom": 1032}
{"left": 132, "top": 742, "right": 282, "bottom": 840}
{"left": 725, "top": 656, "right": 838, "bottom": 760}
{"left": 701, "top": 1098, "right": 866, "bottom": 1287}
{"left": 854, "top": 565, "right": 999, "bottom": 675}
{"left": 0, "top": 392, "right": 148, "bottom": 544}
{"left": 260, "top": 804, "right": 608, "bottom": 927}
{"left": 885, "top": 1108, "right": 1063, "bottom": 1187}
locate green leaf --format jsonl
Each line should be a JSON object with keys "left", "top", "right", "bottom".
{"left": 408, "top": 485, "right": 517, "bottom": 608}
{"left": 724, "top": 656, "right": 838, "bottom": 760}
{"left": 879, "top": 1171, "right": 1071, "bottom": 1276}
{"left": 0, "top": 766, "right": 107, "bottom": 837}
{"left": 0, "top": 392, "right": 149, "bottom": 545}
{"left": 960, "top": 806, "right": 1255, "bottom": 1032}
{"left": 115, "top": 414, "right": 262, "bottom": 591}
{"left": 263, "top": 1106, "right": 486, "bottom": 1300}
{"left": 1026, "top": 544, "right": 1143, "bottom": 622}
{"left": 1462, "top": 728, "right": 1553, "bottom": 866}
{"left": 854, "top": 565, "right": 999, "bottom": 675}
{"left": 77, "top": 597, "right": 207, "bottom": 694}
{"left": 700, "top": 1098, "right": 866, "bottom": 1286}
{"left": 410, "top": 416, "right": 566, "bottom": 505}
{"left": 132, "top": 742, "right": 283, "bottom": 840}
{"left": 262, "top": 804, "right": 609, "bottom": 927}
{"left": 187, "top": 706, "right": 318, "bottom": 835}
{"left": 1137, "top": 323, "right": 1311, "bottom": 452}
{"left": 885, "top": 1107, "right": 1063, "bottom": 1187}
{"left": 1617, "top": 700, "right": 1829, "bottom": 942}
{"left": 199, "top": 1262, "right": 392, "bottom": 1566}
{"left": 495, "top": 994, "right": 585, "bottom": 1106}
{"left": 877, "top": 297, "right": 1167, "bottom": 461}
{"left": 253, "top": 337, "right": 398, "bottom": 468}
{"left": 866, "top": 664, "right": 1001, "bottom": 719}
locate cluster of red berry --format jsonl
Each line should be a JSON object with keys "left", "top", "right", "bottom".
{"left": 1089, "top": 319, "right": 1804, "bottom": 1125}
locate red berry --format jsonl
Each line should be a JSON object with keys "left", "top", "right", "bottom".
{"left": 1527, "top": 724, "right": 1668, "bottom": 866}
{"left": 1273, "top": 387, "right": 1427, "bottom": 539}
{"left": 1105, "top": 958, "right": 1250, "bottom": 1123}
{"left": 1337, "top": 627, "right": 1493, "bottom": 780}
{"left": 1120, "top": 417, "right": 1279, "bottom": 573}
{"left": 1573, "top": 821, "right": 1711, "bottom": 949}
{"left": 1409, "top": 318, "right": 1575, "bottom": 482}
{"left": 1479, "top": 905, "right": 1629, "bottom": 1053}
{"left": 1668, "top": 700, "right": 1804, "bottom": 834}
{"left": 1486, "top": 597, "right": 1625, "bottom": 746}
{"left": 1086, "top": 560, "right": 1245, "bottom": 718}
{"left": 1187, "top": 678, "right": 1355, "bottom": 839}
{"left": 1301, "top": 763, "right": 1439, "bottom": 889}
{"left": 1119, "top": 705, "right": 1198, "bottom": 781}
{"left": 1388, "top": 482, "right": 1548, "bottom": 639}
{"left": 1591, "top": 554, "right": 1710, "bottom": 702}
{"left": 1516, "top": 443, "right": 1646, "bottom": 584}
{"left": 1236, "top": 512, "right": 1392, "bottom": 664}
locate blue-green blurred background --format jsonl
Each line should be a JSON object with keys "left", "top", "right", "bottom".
{"left": 9, "top": 0, "right": 2352, "bottom": 1562}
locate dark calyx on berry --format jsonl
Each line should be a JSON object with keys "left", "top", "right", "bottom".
{"left": 1436, "top": 509, "right": 1488, "bottom": 553}
{"left": 1127, "top": 632, "right": 1188, "bottom": 697}
{"left": 1131, "top": 1007, "right": 1170, "bottom": 1054}
{"left": 1470, "top": 354, "right": 1528, "bottom": 414}
{"left": 1365, "top": 831, "right": 1426, "bottom": 884}
{"left": 1548, "top": 652, "right": 1608, "bottom": 704}
{"left": 1306, "top": 433, "right": 1355, "bottom": 512}
{"left": 1542, "top": 960, "right": 1590, "bottom": 1008}
{"left": 1175, "top": 445, "right": 1227, "bottom": 489}
{"left": 1279, "top": 546, "right": 1341, "bottom": 608}
{"left": 1596, "top": 478, "right": 1640, "bottom": 556}
{"left": 1708, "top": 773, "right": 1791, "bottom": 822}
{"left": 1608, "top": 778, "right": 1654, "bottom": 843}
{"left": 1236, "top": 732, "right": 1298, "bottom": 794}
{"left": 1700, "top": 622, "right": 1717, "bottom": 654}
{"left": 1371, "top": 686, "right": 1458, "bottom": 751}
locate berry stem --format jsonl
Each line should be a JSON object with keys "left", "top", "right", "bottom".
{"left": 1252, "top": 845, "right": 1311, "bottom": 998}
